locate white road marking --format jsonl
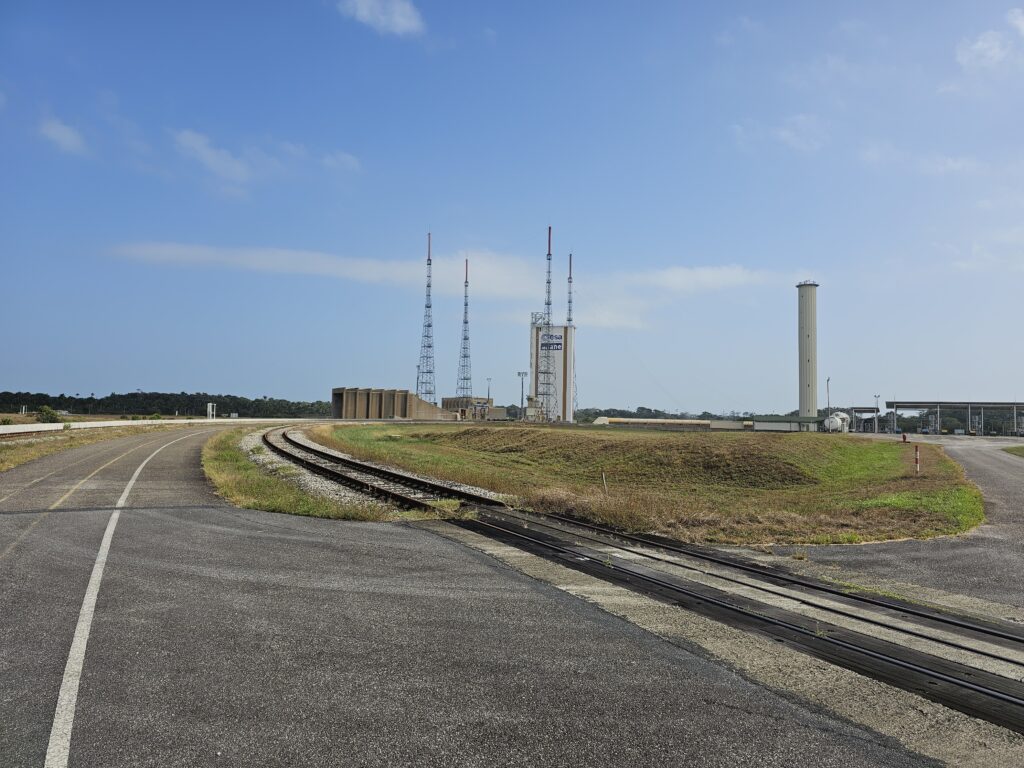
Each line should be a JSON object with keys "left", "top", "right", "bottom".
{"left": 44, "top": 430, "right": 210, "bottom": 768}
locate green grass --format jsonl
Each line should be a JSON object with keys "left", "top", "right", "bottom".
{"left": 308, "top": 423, "right": 984, "bottom": 546}
{"left": 1004, "top": 446, "right": 1024, "bottom": 459}
{"left": 201, "top": 428, "right": 388, "bottom": 521}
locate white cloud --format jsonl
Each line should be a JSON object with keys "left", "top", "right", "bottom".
{"left": 917, "top": 155, "right": 982, "bottom": 175}
{"left": 174, "top": 129, "right": 251, "bottom": 183}
{"left": 860, "top": 142, "right": 982, "bottom": 175}
{"left": 953, "top": 227, "right": 1024, "bottom": 272}
{"left": 1008, "top": 9, "right": 1024, "bottom": 38}
{"left": 634, "top": 265, "right": 767, "bottom": 294}
{"left": 322, "top": 150, "right": 361, "bottom": 172}
{"left": 39, "top": 118, "right": 87, "bottom": 155}
{"left": 338, "top": 0, "right": 425, "bottom": 37}
{"left": 956, "top": 31, "right": 1009, "bottom": 69}
{"left": 773, "top": 114, "right": 827, "bottom": 153}
{"left": 116, "top": 241, "right": 536, "bottom": 300}
{"left": 115, "top": 242, "right": 776, "bottom": 329}
{"left": 860, "top": 141, "right": 900, "bottom": 167}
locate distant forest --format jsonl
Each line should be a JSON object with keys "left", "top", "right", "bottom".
{"left": 0, "top": 391, "right": 330, "bottom": 418}
{"left": 574, "top": 406, "right": 787, "bottom": 424}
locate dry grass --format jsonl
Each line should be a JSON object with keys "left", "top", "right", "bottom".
{"left": 0, "top": 424, "right": 184, "bottom": 473}
{"left": 308, "top": 423, "right": 983, "bottom": 546}
{"left": 201, "top": 428, "right": 441, "bottom": 522}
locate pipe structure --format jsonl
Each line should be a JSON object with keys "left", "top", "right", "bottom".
{"left": 797, "top": 281, "right": 819, "bottom": 430}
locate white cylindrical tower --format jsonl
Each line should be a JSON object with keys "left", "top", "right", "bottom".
{"left": 797, "top": 281, "right": 819, "bottom": 430}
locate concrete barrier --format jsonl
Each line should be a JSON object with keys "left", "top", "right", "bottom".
{"left": 0, "top": 418, "right": 321, "bottom": 438}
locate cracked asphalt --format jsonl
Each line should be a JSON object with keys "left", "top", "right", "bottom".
{"left": 0, "top": 428, "right": 936, "bottom": 767}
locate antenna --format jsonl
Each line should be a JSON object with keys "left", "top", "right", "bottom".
{"left": 456, "top": 257, "right": 473, "bottom": 397}
{"left": 415, "top": 232, "right": 436, "bottom": 404}
{"left": 536, "top": 226, "right": 558, "bottom": 421}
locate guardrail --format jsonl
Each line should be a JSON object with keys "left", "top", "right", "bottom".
{"left": 0, "top": 418, "right": 322, "bottom": 438}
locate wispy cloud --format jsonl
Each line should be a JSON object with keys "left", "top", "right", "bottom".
{"left": 953, "top": 240, "right": 1024, "bottom": 273}
{"left": 116, "top": 241, "right": 535, "bottom": 299}
{"left": 917, "top": 155, "right": 982, "bottom": 175}
{"left": 633, "top": 265, "right": 768, "bottom": 294}
{"left": 322, "top": 150, "right": 361, "bottom": 172}
{"left": 337, "top": 0, "right": 425, "bottom": 37}
{"left": 1008, "top": 8, "right": 1024, "bottom": 38}
{"left": 714, "top": 15, "right": 764, "bottom": 48}
{"left": 860, "top": 141, "right": 983, "bottom": 175}
{"left": 956, "top": 30, "right": 1010, "bottom": 70}
{"left": 39, "top": 117, "right": 87, "bottom": 155}
{"left": 115, "top": 242, "right": 776, "bottom": 329}
{"left": 174, "top": 129, "right": 251, "bottom": 184}
{"left": 773, "top": 114, "right": 827, "bottom": 153}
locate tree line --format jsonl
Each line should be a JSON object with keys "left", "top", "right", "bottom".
{"left": 0, "top": 391, "right": 330, "bottom": 418}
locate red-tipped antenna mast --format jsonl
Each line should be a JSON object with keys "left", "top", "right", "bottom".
{"left": 457, "top": 256, "right": 473, "bottom": 396}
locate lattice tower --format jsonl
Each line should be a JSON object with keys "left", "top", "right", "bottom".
{"left": 415, "top": 233, "right": 436, "bottom": 404}
{"left": 536, "top": 226, "right": 558, "bottom": 421}
{"left": 456, "top": 258, "right": 473, "bottom": 397}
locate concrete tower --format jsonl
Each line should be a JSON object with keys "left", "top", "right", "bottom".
{"left": 797, "top": 281, "right": 819, "bottom": 430}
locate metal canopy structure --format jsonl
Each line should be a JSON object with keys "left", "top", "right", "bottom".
{"left": 886, "top": 400, "right": 1024, "bottom": 435}
{"left": 886, "top": 401, "right": 1024, "bottom": 409}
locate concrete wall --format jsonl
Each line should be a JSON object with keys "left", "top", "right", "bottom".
{"left": 331, "top": 388, "right": 457, "bottom": 420}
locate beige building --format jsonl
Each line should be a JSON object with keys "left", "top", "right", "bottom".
{"left": 331, "top": 388, "right": 457, "bottom": 420}
{"left": 440, "top": 396, "right": 507, "bottom": 421}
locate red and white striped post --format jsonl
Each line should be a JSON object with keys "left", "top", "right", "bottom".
{"left": 915, "top": 445, "right": 920, "bottom": 475}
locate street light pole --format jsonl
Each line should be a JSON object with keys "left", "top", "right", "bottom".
{"left": 826, "top": 377, "right": 831, "bottom": 432}
{"left": 517, "top": 371, "right": 528, "bottom": 420}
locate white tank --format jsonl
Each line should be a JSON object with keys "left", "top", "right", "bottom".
{"left": 823, "top": 412, "right": 850, "bottom": 433}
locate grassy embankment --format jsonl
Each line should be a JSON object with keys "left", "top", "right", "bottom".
{"left": 201, "top": 428, "right": 440, "bottom": 522}
{"left": 308, "top": 424, "right": 983, "bottom": 546}
{"left": 0, "top": 424, "right": 183, "bottom": 473}
{"left": 1004, "top": 447, "right": 1024, "bottom": 459}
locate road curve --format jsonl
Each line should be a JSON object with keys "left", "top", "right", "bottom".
{"left": 1, "top": 428, "right": 931, "bottom": 767}
{"left": 777, "top": 437, "right": 1024, "bottom": 608}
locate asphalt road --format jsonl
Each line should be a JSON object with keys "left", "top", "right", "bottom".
{"left": 0, "top": 428, "right": 933, "bottom": 767}
{"left": 779, "top": 436, "right": 1024, "bottom": 607}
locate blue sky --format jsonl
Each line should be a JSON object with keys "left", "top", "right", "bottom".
{"left": 2, "top": 1, "right": 1022, "bottom": 412}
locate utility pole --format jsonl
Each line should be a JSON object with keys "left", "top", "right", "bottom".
{"left": 826, "top": 376, "right": 832, "bottom": 432}
{"left": 874, "top": 394, "right": 880, "bottom": 434}
{"left": 517, "top": 371, "right": 528, "bottom": 420}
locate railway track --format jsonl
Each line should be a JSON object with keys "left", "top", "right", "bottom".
{"left": 264, "top": 426, "right": 1024, "bottom": 733}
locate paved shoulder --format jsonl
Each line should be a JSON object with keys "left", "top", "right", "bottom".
{"left": 777, "top": 438, "right": 1024, "bottom": 608}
